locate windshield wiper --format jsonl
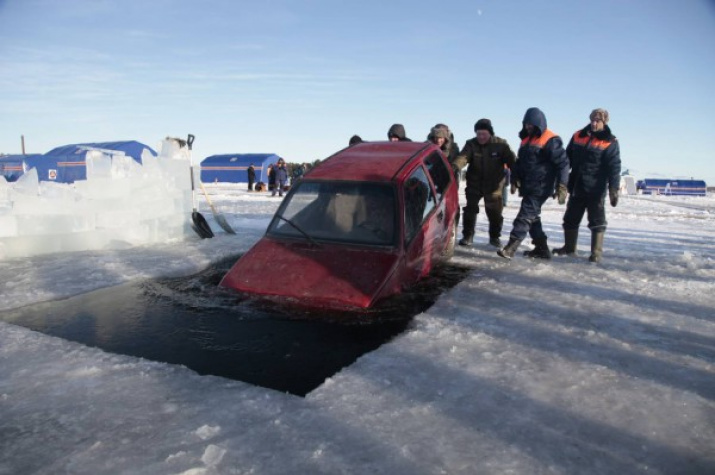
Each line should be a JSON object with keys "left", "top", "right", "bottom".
{"left": 276, "top": 215, "right": 321, "bottom": 247}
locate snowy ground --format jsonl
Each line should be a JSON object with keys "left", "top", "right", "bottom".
{"left": 1, "top": 184, "right": 714, "bottom": 475}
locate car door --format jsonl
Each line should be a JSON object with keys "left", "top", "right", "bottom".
{"left": 402, "top": 163, "right": 441, "bottom": 282}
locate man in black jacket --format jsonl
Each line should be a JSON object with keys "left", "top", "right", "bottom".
{"left": 247, "top": 163, "right": 256, "bottom": 191}
{"left": 453, "top": 119, "right": 516, "bottom": 247}
{"left": 553, "top": 108, "right": 621, "bottom": 262}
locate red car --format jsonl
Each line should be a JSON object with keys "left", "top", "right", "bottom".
{"left": 220, "top": 141, "right": 459, "bottom": 309}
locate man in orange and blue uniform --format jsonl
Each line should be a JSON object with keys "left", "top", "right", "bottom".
{"left": 498, "top": 107, "right": 569, "bottom": 259}
{"left": 553, "top": 108, "right": 621, "bottom": 262}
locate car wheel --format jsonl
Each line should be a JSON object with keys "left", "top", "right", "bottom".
{"left": 443, "top": 219, "right": 457, "bottom": 260}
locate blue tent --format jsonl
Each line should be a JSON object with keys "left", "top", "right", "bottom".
{"left": 200, "top": 153, "right": 282, "bottom": 183}
{"left": 639, "top": 178, "right": 707, "bottom": 196}
{"left": 0, "top": 154, "right": 43, "bottom": 182}
{"left": 39, "top": 141, "right": 158, "bottom": 183}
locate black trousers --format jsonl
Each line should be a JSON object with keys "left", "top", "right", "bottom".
{"left": 562, "top": 192, "right": 607, "bottom": 232}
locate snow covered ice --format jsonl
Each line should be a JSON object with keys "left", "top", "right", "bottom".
{"left": 1, "top": 181, "right": 714, "bottom": 474}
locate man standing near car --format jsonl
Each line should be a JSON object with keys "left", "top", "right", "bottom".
{"left": 452, "top": 119, "right": 516, "bottom": 248}
{"left": 498, "top": 107, "right": 569, "bottom": 259}
{"left": 387, "top": 124, "right": 411, "bottom": 142}
{"left": 553, "top": 108, "right": 621, "bottom": 262}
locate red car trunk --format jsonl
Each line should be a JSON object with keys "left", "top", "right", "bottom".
{"left": 219, "top": 238, "right": 401, "bottom": 309}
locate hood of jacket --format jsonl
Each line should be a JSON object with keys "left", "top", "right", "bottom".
{"left": 388, "top": 124, "right": 408, "bottom": 141}
{"left": 520, "top": 107, "right": 547, "bottom": 138}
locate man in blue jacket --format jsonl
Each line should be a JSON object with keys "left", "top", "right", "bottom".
{"left": 553, "top": 108, "right": 621, "bottom": 262}
{"left": 498, "top": 107, "right": 570, "bottom": 259}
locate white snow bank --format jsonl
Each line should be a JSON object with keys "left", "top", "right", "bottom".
{"left": 0, "top": 139, "right": 196, "bottom": 259}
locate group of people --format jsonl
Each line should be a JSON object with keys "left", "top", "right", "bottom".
{"left": 362, "top": 107, "right": 621, "bottom": 263}
{"left": 247, "top": 160, "right": 310, "bottom": 197}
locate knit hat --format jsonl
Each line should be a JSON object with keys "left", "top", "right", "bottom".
{"left": 590, "top": 108, "right": 609, "bottom": 124}
{"left": 474, "top": 118, "right": 494, "bottom": 136}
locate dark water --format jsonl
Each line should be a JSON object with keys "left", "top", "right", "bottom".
{"left": 0, "top": 256, "right": 471, "bottom": 396}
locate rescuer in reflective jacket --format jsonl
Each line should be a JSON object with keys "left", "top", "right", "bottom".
{"left": 498, "top": 107, "right": 569, "bottom": 260}
{"left": 553, "top": 108, "right": 621, "bottom": 262}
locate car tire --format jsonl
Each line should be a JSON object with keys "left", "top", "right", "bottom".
{"left": 443, "top": 219, "right": 457, "bottom": 260}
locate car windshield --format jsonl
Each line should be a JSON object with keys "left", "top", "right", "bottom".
{"left": 268, "top": 181, "right": 397, "bottom": 246}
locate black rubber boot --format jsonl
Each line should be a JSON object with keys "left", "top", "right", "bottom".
{"left": 553, "top": 229, "right": 579, "bottom": 256}
{"left": 589, "top": 231, "right": 605, "bottom": 263}
{"left": 497, "top": 238, "right": 522, "bottom": 259}
{"left": 489, "top": 236, "right": 502, "bottom": 248}
{"left": 459, "top": 210, "right": 476, "bottom": 246}
{"left": 523, "top": 237, "right": 552, "bottom": 259}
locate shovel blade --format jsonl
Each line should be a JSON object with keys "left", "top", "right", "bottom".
{"left": 192, "top": 211, "right": 214, "bottom": 239}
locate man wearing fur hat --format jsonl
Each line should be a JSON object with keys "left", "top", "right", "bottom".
{"left": 452, "top": 118, "right": 516, "bottom": 247}
{"left": 553, "top": 108, "right": 621, "bottom": 262}
{"left": 427, "top": 124, "right": 460, "bottom": 163}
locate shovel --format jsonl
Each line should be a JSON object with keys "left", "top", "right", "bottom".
{"left": 187, "top": 134, "right": 214, "bottom": 239}
{"left": 199, "top": 181, "right": 236, "bottom": 234}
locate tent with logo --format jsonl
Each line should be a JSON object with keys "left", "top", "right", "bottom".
{"left": 638, "top": 178, "right": 707, "bottom": 196}
{"left": 0, "top": 154, "right": 44, "bottom": 182}
{"left": 200, "top": 154, "right": 282, "bottom": 184}
{"left": 36, "top": 141, "right": 158, "bottom": 183}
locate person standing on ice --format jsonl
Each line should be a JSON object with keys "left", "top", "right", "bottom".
{"left": 553, "top": 108, "right": 621, "bottom": 262}
{"left": 498, "top": 107, "right": 569, "bottom": 259}
{"left": 452, "top": 119, "right": 516, "bottom": 248}
{"left": 247, "top": 163, "right": 256, "bottom": 191}
{"left": 272, "top": 159, "right": 288, "bottom": 197}
{"left": 387, "top": 124, "right": 412, "bottom": 142}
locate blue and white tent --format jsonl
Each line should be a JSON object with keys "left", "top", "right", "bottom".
{"left": 200, "top": 154, "right": 282, "bottom": 184}
{"left": 38, "top": 141, "right": 158, "bottom": 183}
{"left": 0, "top": 154, "right": 44, "bottom": 182}
{"left": 637, "top": 178, "right": 707, "bottom": 196}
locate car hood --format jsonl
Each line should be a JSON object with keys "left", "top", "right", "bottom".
{"left": 219, "top": 238, "right": 401, "bottom": 309}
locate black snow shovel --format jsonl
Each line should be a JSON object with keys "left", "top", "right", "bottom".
{"left": 187, "top": 134, "right": 214, "bottom": 239}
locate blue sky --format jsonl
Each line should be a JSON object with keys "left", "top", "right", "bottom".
{"left": 1, "top": 0, "right": 714, "bottom": 183}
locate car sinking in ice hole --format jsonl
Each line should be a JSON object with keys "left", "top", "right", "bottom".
{"left": 220, "top": 141, "right": 459, "bottom": 309}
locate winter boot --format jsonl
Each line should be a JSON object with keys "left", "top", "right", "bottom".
{"left": 497, "top": 238, "right": 522, "bottom": 259}
{"left": 523, "top": 237, "right": 552, "bottom": 259}
{"left": 459, "top": 210, "right": 475, "bottom": 246}
{"left": 553, "top": 229, "right": 579, "bottom": 256}
{"left": 589, "top": 231, "right": 605, "bottom": 263}
{"left": 489, "top": 236, "right": 502, "bottom": 248}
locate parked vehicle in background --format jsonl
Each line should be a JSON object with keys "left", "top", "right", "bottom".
{"left": 220, "top": 141, "right": 459, "bottom": 309}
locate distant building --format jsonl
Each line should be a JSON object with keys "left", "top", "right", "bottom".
{"left": 637, "top": 178, "right": 707, "bottom": 196}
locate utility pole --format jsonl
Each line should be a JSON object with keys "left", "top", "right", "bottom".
{"left": 21, "top": 135, "right": 26, "bottom": 155}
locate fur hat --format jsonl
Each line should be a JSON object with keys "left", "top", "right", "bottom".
{"left": 590, "top": 108, "right": 609, "bottom": 124}
{"left": 474, "top": 118, "right": 494, "bottom": 136}
{"left": 430, "top": 127, "right": 449, "bottom": 140}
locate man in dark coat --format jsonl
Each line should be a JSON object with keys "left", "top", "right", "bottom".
{"left": 553, "top": 108, "right": 621, "bottom": 262}
{"left": 272, "top": 159, "right": 289, "bottom": 197}
{"left": 247, "top": 163, "right": 256, "bottom": 191}
{"left": 452, "top": 119, "right": 516, "bottom": 247}
{"left": 498, "top": 107, "right": 570, "bottom": 259}
{"left": 387, "top": 124, "right": 411, "bottom": 142}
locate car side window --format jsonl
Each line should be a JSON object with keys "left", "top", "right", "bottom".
{"left": 424, "top": 152, "right": 451, "bottom": 201}
{"left": 403, "top": 167, "right": 436, "bottom": 244}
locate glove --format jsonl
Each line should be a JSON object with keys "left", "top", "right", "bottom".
{"left": 554, "top": 184, "right": 567, "bottom": 205}
{"left": 510, "top": 181, "right": 519, "bottom": 195}
{"left": 609, "top": 187, "right": 619, "bottom": 207}
{"left": 451, "top": 163, "right": 461, "bottom": 182}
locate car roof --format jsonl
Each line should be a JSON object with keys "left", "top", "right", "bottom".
{"left": 306, "top": 141, "right": 438, "bottom": 182}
